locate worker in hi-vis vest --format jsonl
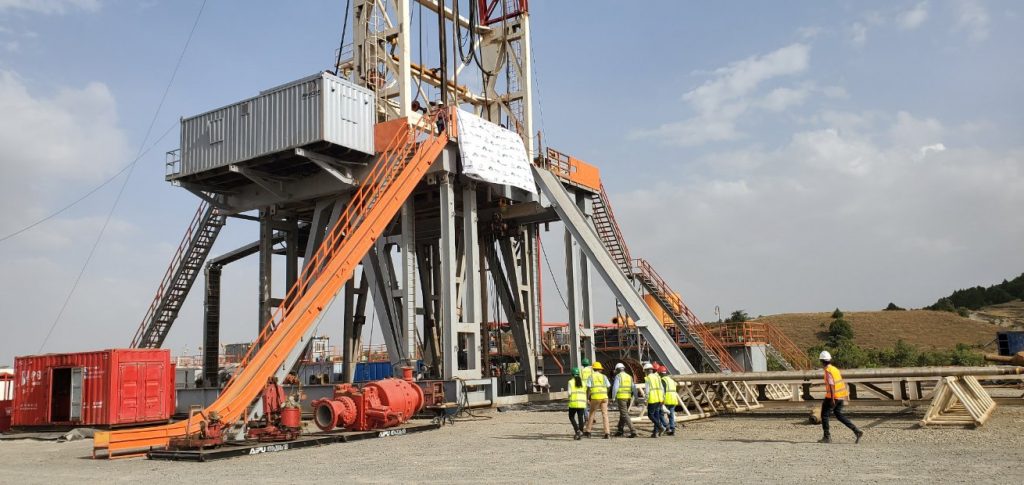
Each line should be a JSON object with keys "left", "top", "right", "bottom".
{"left": 580, "top": 357, "right": 593, "bottom": 421}
{"left": 610, "top": 362, "right": 637, "bottom": 438}
{"left": 819, "top": 351, "right": 864, "bottom": 444}
{"left": 641, "top": 362, "right": 666, "bottom": 438}
{"left": 583, "top": 361, "right": 612, "bottom": 439}
{"left": 658, "top": 364, "right": 680, "bottom": 436}
{"left": 567, "top": 367, "right": 588, "bottom": 440}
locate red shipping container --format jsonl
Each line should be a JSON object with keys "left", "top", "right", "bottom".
{"left": 12, "top": 349, "right": 175, "bottom": 428}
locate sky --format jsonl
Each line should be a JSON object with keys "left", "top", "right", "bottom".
{"left": 0, "top": 1, "right": 1021, "bottom": 365}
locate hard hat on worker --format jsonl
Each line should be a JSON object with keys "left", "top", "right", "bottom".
{"left": 582, "top": 357, "right": 591, "bottom": 366}
{"left": 571, "top": 367, "right": 581, "bottom": 377}
{"left": 614, "top": 363, "right": 625, "bottom": 371}
{"left": 658, "top": 365, "right": 668, "bottom": 373}
{"left": 643, "top": 363, "right": 654, "bottom": 371}
{"left": 592, "top": 361, "right": 603, "bottom": 370}
{"left": 819, "top": 350, "right": 832, "bottom": 361}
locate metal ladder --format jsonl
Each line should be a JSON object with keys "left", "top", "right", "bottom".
{"left": 632, "top": 259, "right": 743, "bottom": 372}
{"left": 131, "top": 202, "right": 225, "bottom": 349}
{"left": 765, "top": 344, "right": 796, "bottom": 371}
{"left": 590, "top": 184, "right": 632, "bottom": 276}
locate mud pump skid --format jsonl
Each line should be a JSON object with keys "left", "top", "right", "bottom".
{"left": 313, "top": 371, "right": 424, "bottom": 432}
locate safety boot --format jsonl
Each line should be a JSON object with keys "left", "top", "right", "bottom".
{"left": 854, "top": 430, "right": 864, "bottom": 444}
{"left": 650, "top": 430, "right": 659, "bottom": 438}
{"left": 628, "top": 432, "right": 638, "bottom": 438}
{"left": 818, "top": 436, "right": 831, "bottom": 444}
{"left": 603, "top": 434, "right": 610, "bottom": 439}
{"left": 614, "top": 431, "right": 624, "bottom": 437}
{"left": 574, "top": 431, "right": 582, "bottom": 441}
{"left": 583, "top": 431, "right": 591, "bottom": 438}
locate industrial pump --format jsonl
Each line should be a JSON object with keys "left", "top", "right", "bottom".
{"left": 312, "top": 370, "right": 424, "bottom": 432}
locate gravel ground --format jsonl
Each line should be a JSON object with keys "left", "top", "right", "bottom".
{"left": 1, "top": 402, "right": 1022, "bottom": 484}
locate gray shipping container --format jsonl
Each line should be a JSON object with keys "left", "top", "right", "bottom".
{"left": 171, "top": 72, "right": 375, "bottom": 179}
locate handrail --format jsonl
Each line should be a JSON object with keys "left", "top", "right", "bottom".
{"left": 764, "top": 322, "right": 811, "bottom": 370}
{"left": 96, "top": 110, "right": 451, "bottom": 457}
{"left": 595, "top": 183, "right": 633, "bottom": 273}
{"left": 633, "top": 258, "right": 744, "bottom": 372}
{"left": 130, "top": 201, "right": 208, "bottom": 347}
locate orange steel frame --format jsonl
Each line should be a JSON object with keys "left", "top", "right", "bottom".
{"left": 94, "top": 111, "right": 452, "bottom": 458}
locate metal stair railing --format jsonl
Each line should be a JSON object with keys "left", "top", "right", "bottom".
{"left": 632, "top": 259, "right": 743, "bottom": 373}
{"left": 590, "top": 183, "right": 632, "bottom": 276}
{"left": 131, "top": 201, "right": 225, "bottom": 348}
{"left": 764, "top": 322, "right": 811, "bottom": 370}
{"left": 95, "top": 109, "right": 450, "bottom": 457}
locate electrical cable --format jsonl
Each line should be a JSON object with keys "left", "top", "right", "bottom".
{"left": 333, "top": 0, "right": 352, "bottom": 75}
{"left": 539, "top": 235, "right": 568, "bottom": 310}
{"left": 0, "top": 122, "right": 176, "bottom": 244}
{"left": 37, "top": 0, "right": 208, "bottom": 353}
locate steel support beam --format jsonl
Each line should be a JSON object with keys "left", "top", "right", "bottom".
{"left": 534, "top": 166, "right": 695, "bottom": 374}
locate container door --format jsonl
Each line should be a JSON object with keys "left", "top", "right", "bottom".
{"left": 69, "top": 368, "right": 84, "bottom": 421}
{"left": 118, "top": 363, "right": 139, "bottom": 423}
{"left": 142, "top": 363, "right": 165, "bottom": 420}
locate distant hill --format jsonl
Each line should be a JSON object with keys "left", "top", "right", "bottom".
{"left": 753, "top": 310, "right": 999, "bottom": 352}
{"left": 969, "top": 300, "right": 1024, "bottom": 330}
{"left": 927, "top": 272, "right": 1024, "bottom": 312}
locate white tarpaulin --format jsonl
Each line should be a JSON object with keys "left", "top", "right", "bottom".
{"left": 456, "top": 109, "right": 536, "bottom": 194}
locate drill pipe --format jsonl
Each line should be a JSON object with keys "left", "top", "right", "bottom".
{"left": 672, "top": 365, "right": 1024, "bottom": 383}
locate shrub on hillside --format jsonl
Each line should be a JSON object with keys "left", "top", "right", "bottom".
{"left": 884, "top": 302, "right": 906, "bottom": 311}
{"left": 831, "top": 308, "right": 844, "bottom": 319}
{"left": 826, "top": 319, "right": 854, "bottom": 347}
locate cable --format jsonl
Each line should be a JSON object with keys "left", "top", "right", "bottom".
{"left": 539, "top": 235, "right": 568, "bottom": 310}
{"left": 37, "top": 0, "right": 208, "bottom": 353}
{"left": 0, "top": 121, "right": 175, "bottom": 244}
{"left": 333, "top": 0, "right": 351, "bottom": 75}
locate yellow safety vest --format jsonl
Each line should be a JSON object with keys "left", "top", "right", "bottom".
{"left": 824, "top": 365, "right": 849, "bottom": 399}
{"left": 615, "top": 373, "right": 633, "bottom": 400}
{"left": 568, "top": 378, "right": 588, "bottom": 409}
{"left": 581, "top": 366, "right": 593, "bottom": 383}
{"left": 662, "top": 375, "right": 679, "bottom": 406}
{"left": 645, "top": 373, "right": 664, "bottom": 404}
{"left": 589, "top": 373, "right": 608, "bottom": 400}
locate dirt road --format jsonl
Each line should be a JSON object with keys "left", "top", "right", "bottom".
{"left": 1, "top": 403, "right": 1021, "bottom": 484}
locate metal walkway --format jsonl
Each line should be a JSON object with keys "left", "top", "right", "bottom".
{"left": 95, "top": 111, "right": 450, "bottom": 458}
{"left": 131, "top": 202, "right": 225, "bottom": 349}
{"left": 532, "top": 165, "right": 695, "bottom": 374}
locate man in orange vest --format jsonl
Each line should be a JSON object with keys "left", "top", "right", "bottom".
{"left": 819, "top": 351, "right": 863, "bottom": 444}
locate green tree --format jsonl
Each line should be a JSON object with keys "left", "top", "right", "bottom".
{"left": 727, "top": 310, "right": 749, "bottom": 323}
{"left": 884, "top": 302, "right": 905, "bottom": 311}
{"left": 826, "top": 319, "right": 854, "bottom": 347}
{"left": 831, "top": 308, "right": 844, "bottom": 319}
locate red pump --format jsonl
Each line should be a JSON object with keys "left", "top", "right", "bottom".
{"left": 313, "top": 368, "right": 424, "bottom": 432}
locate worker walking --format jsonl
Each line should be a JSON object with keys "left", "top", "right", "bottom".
{"left": 610, "top": 363, "right": 638, "bottom": 438}
{"left": 659, "top": 365, "right": 680, "bottom": 436}
{"left": 580, "top": 357, "right": 593, "bottom": 421}
{"left": 818, "top": 351, "right": 864, "bottom": 444}
{"left": 567, "top": 367, "right": 588, "bottom": 440}
{"left": 583, "top": 361, "right": 611, "bottom": 439}
{"left": 642, "top": 363, "right": 665, "bottom": 438}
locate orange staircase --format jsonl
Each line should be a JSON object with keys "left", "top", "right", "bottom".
{"left": 94, "top": 110, "right": 450, "bottom": 458}
{"left": 632, "top": 259, "right": 743, "bottom": 372}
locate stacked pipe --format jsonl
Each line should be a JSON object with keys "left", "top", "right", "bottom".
{"left": 313, "top": 367, "right": 425, "bottom": 432}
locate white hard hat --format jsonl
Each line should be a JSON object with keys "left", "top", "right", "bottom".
{"left": 642, "top": 363, "right": 654, "bottom": 371}
{"left": 819, "top": 350, "right": 832, "bottom": 361}
{"left": 614, "top": 363, "right": 625, "bottom": 370}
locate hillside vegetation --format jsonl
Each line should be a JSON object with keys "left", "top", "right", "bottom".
{"left": 755, "top": 310, "right": 998, "bottom": 352}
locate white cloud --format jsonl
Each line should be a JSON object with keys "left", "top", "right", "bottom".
{"left": 631, "top": 43, "right": 811, "bottom": 146}
{"left": 899, "top": 2, "right": 929, "bottom": 30}
{"left": 0, "top": 70, "right": 130, "bottom": 234}
{"left": 0, "top": 0, "right": 99, "bottom": 14}
{"left": 614, "top": 110, "right": 1024, "bottom": 317}
{"left": 849, "top": 22, "right": 868, "bottom": 47}
{"left": 682, "top": 43, "right": 810, "bottom": 113}
{"left": 954, "top": 0, "right": 990, "bottom": 42}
